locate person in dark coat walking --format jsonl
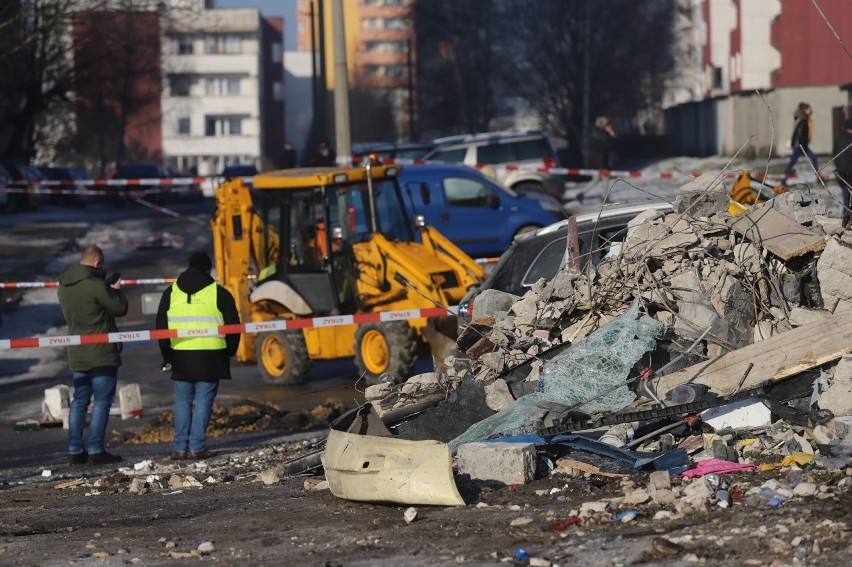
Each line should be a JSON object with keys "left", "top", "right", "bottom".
{"left": 156, "top": 252, "right": 240, "bottom": 460}
{"left": 58, "top": 245, "right": 128, "bottom": 465}
{"left": 784, "top": 102, "right": 818, "bottom": 176}
{"left": 833, "top": 117, "right": 852, "bottom": 228}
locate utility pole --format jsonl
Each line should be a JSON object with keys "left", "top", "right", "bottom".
{"left": 331, "top": 0, "right": 350, "bottom": 163}
{"left": 317, "top": 0, "right": 329, "bottom": 143}
{"left": 407, "top": 36, "right": 415, "bottom": 142}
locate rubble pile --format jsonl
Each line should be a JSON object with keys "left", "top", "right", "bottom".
{"left": 365, "top": 174, "right": 852, "bottom": 460}
{"left": 118, "top": 398, "right": 347, "bottom": 445}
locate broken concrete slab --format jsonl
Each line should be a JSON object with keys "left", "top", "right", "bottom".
{"left": 816, "top": 238, "right": 852, "bottom": 312}
{"left": 656, "top": 312, "right": 852, "bottom": 397}
{"left": 727, "top": 205, "right": 826, "bottom": 261}
{"left": 674, "top": 173, "right": 730, "bottom": 217}
{"left": 820, "top": 356, "right": 852, "bottom": 417}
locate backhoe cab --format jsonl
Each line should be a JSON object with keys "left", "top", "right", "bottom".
{"left": 213, "top": 163, "right": 485, "bottom": 386}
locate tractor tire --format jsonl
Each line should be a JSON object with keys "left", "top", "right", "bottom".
{"left": 354, "top": 322, "right": 418, "bottom": 385}
{"left": 255, "top": 330, "right": 312, "bottom": 385}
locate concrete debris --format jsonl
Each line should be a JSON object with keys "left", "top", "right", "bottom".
{"left": 118, "top": 398, "right": 347, "bottom": 445}
{"left": 333, "top": 177, "right": 852, "bottom": 516}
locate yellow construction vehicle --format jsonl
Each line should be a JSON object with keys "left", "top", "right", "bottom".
{"left": 728, "top": 171, "right": 788, "bottom": 214}
{"left": 212, "top": 162, "right": 486, "bottom": 385}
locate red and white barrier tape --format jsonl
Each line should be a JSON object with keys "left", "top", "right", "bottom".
{"left": 0, "top": 307, "right": 452, "bottom": 350}
{"left": 346, "top": 156, "right": 833, "bottom": 182}
{"left": 0, "top": 278, "right": 176, "bottom": 289}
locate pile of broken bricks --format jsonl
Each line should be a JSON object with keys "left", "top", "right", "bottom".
{"left": 363, "top": 173, "right": 852, "bottom": 493}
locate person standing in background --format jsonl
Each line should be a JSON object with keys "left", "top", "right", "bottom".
{"left": 588, "top": 116, "right": 616, "bottom": 170}
{"left": 784, "top": 102, "right": 818, "bottom": 176}
{"left": 58, "top": 245, "right": 128, "bottom": 466}
{"left": 278, "top": 141, "right": 298, "bottom": 169}
{"left": 310, "top": 140, "right": 337, "bottom": 167}
{"left": 156, "top": 251, "right": 240, "bottom": 460}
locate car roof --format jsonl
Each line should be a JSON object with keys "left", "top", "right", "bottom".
{"left": 432, "top": 130, "right": 549, "bottom": 146}
{"left": 531, "top": 201, "right": 673, "bottom": 238}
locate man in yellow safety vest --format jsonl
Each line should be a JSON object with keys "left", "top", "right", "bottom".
{"left": 156, "top": 251, "right": 240, "bottom": 460}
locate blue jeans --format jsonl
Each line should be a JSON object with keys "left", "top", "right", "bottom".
{"left": 784, "top": 147, "right": 818, "bottom": 175}
{"left": 68, "top": 368, "right": 118, "bottom": 455}
{"left": 173, "top": 380, "right": 219, "bottom": 453}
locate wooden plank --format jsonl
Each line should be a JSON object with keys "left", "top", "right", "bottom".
{"left": 727, "top": 206, "right": 826, "bottom": 260}
{"left": 655, "top": 313, "right": 852, "bottom": 397}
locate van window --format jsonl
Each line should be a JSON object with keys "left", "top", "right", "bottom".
{"left": 443, "top": 177, "right": 494, "bottom": 208}
{"left": 512, "top": 139, "right": 552, "bottom": 161}
{"left": 429, "top": 148, "right": 467, "bottom": 163}
{"left": 477, "top": 143, "right": 512, "bottom": 164}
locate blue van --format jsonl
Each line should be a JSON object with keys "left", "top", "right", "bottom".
{"left": 397, "top": 163, "right": 565, "bottom": 258}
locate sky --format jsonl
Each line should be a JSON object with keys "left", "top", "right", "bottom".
{"left": 214, "top": 0, "right": 298, "bottom": 50}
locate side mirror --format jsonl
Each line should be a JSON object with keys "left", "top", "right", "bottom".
{"left": 413, "top": 214, "right": 426, "bottom": 228}
{"left": 419, "top": 182, "right": 431, "bottom": 205}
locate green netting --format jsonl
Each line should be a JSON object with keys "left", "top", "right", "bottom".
{"left": 450, "top": 300, "right": 662, "bottom": 452}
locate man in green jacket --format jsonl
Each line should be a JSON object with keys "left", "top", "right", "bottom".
{"left": 58, "top": 245, "right": 128, "bottom": 465}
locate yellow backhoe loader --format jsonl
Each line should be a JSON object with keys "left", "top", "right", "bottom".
{"left": 212, "top": 162, "right": 485, "bottom": 386}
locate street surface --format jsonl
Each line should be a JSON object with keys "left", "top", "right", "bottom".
{"left": 1, "top": 163, "right": 850, "bottom": 566}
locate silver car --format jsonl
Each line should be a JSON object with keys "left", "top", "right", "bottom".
{"left": 458, "top": 201, "right": 673, "bottom": 321}
{"left": 425, "top": 130, "right": 565, "bottom": 200}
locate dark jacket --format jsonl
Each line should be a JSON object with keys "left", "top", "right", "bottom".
{"left": 791, "top": 118, "right": 812, "bottom": 151}
{"left": 58, "top": 264, "right": 128, "bottom": 371}
{"left": 156, "top": 267, "right": 240, "bottom": 382}
{"left": 834, "top": 129, "right": 852, "bottom": 176}
{"left": 588, "top": 126, "right": 615, "bottom": 169}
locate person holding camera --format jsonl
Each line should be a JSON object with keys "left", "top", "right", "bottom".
{"left": 58, "top": 245, "right": 128, "bottom": 466}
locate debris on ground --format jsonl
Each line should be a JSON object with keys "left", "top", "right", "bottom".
{"left": 117, "top": 398, "right": 347, "bottom": 445}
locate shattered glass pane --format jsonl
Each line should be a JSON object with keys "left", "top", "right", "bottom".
{"left": 450, "top": 300, "right": 663, "bottom": 451}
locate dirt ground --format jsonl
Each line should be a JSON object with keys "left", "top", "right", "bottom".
{"left": 0, "top": 427, "right": 850, "bottom": 567}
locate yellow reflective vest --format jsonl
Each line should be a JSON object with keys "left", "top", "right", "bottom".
{"left": 167, "top": 282, "right": 226, "bottom": 350}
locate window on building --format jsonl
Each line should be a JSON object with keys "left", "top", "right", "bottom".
{"left": 297, "top": 21, "right": 305, "bottom": 34}
{"left": 363, "top": 17, "right": 381, "bottom": 30}
{"left": 364, "top": 41, "right": 405, "bottom": 53}
{"left": 271, "top": 42, "right": 282, "bottom": 63}
{"left": 385, "top": 64, "right": 405, "bottom": 77}
{"left": 204, "top": 34, "right": 242, "bottom": 54}
{"left": 177, "top": 117, "right": 190, "bottom": 135}
{"left": 177, "top": 36, "right": 193, "bottom": 55}
{"left": 712, "top": 66, "right": 723, "bottom": 89}
{"left": 273, "top": 81, "right": 283, "bottom": 102}
{"left": 170, "top": 76, "right": 191, "bottom": 97}
{"left": 205, "top": 116, "right": 244, "bottom": 136}
{"left": 205, "top": 77, "right": 242, "bottom": 96}
{"left": 384, "top": 17, "right": 407, "bottom": 30}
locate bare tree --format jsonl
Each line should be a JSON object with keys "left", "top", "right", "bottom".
{"left": 0, "top": 0, "right": 103, "bottom": 161}
{"left": 414, "top": 0, "right": 509, "bottom": 139}
{"left": 503, "top": 0, "right": 675, "bottom": 163}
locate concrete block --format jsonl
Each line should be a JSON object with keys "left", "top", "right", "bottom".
{"left": 43, "top": 385, "right": 70, "bottom": 424}
{"left": 821, "top": 355, "right": 852, "bottom": 417}
{"left": 817, "top": 239, "right": 852, "bottom": 312}
{"left": 456, "top": 442, "right": 536, "bottom": 485}
{"left": 472, "top": 289, "right": 519, "bottom": 319}
{"left": 118, "top": 383, "right": 143, "bottom": 419}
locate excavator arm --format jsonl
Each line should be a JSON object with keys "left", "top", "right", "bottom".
{"left": 212, "top": 178, "right": 280, "bottom": 362}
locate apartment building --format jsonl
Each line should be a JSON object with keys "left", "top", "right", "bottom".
{"left": 161, "top": 7, "right": 284, "bottom": 176}
{"left": 294, "top": 0, "right": 415, "bottom": 141}
{"left": 664, "top": 0, "right": 852, "bottom": 158}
